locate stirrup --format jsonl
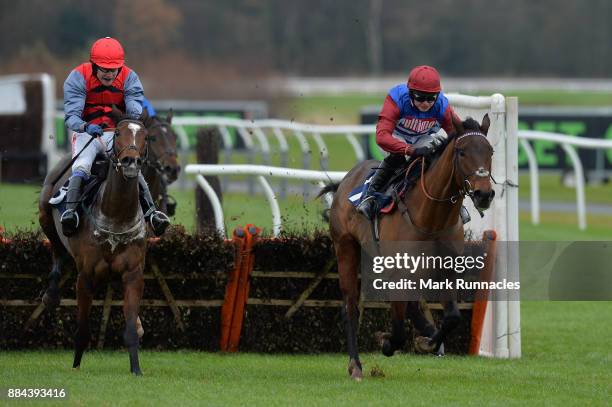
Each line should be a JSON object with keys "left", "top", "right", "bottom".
{"left": 60, "top": 209, "right": 80, "bottom": 235}
{"left": 148, "top": 210, "right": 171, "bottom": 236}
{"left": 460, "top": 205, "right": 471, "bottom": 224}
{"left": 357, "top": 196, "right": 376, "bottom": 220}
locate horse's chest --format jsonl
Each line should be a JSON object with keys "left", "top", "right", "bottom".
{"left": 99, "top": 245, "right": 145, "bottom": 273}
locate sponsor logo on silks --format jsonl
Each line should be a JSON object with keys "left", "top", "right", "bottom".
{"left": 398, "top": 117, "right": 438, "bottom": 135}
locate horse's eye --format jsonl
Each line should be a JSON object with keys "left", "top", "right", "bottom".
{"left": 147, "top": 135, "right": 157, "bottom": 142}
{"left": 458, "top": 150, "right": 466, "bottom": 157}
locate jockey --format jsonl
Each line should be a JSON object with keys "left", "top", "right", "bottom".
{"left": 60, "top": 37, "right": 170, "bottom": 237}
{"left": 357, "top": 65, "right": 461, "bottom": 220}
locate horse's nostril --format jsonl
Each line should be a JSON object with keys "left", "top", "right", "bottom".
{"left": 136, "top": 158, "right": 143, "bottom": 167}
{"left": 121, "top": 156, "right": 132, "bottom": 166}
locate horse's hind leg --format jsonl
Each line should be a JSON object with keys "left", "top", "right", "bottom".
{"left": 42, "top": 259, "right": 62, "bottom": 308}
{"left": 337, "top": 239, "right": 363, "bottom": 380}
{"left": 39, "top": 198, "right": 69, "bottom": 308}
{"left": 380, "top": 302, "right": 407, "bottom": 357}
{"left": 73, "top": 274, "right": 94, "bottom": 369}
{"left": 122, "top": 266, "right": 145, "bottom": 376}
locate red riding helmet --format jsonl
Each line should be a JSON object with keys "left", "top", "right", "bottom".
{"left": 90, "top": 37, "right": 125, "bottom": 69}
{"left": 408, "top": 65, "right": 442, "bottom": 93}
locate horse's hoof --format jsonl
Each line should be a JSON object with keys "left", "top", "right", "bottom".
{"left": 414, "top": 336, "right": 437, "bottom": 354}
{"left": 381, "top": 339, "right": 395, "bottom": 357}
{"left": 348, "top": 359, "right": 363, "bottom": 381}
{"left": 72, "top": 366, "right": 80, "bottom": 371}
{"left": 132, "top": 369, "right": 143, "bottom": 376}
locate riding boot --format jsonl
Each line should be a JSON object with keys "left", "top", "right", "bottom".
{"left": 356, "top": 159, "right": 396, "bottom": 220}
{"left": 60, "top": 175, "right": 84, "bottom": 236}
{"left": 138, "top": 173, "right": 170, "bottom": 236}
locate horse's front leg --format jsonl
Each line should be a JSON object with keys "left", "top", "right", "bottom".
{"left": 73, "top": 273, "right": 94, "bottom": 369}
{"left": 380, "top": 302, "right": 407, "bottom": 357}
{"left": 122, "top": 265, "right": 145, "bottom": 376}
{"left": 428, "top": 300, "right": 461, "bottom": 353}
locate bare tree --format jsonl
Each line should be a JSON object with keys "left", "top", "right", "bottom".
{"left": 366, "top": 0, "right": 383, "bottom": 75}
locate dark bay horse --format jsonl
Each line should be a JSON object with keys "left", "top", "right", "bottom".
{"left": 142, "top": 111, "right": 180, "bottom": 216}
{"left": 39, "top": 112, "right": 151, "bottom": 375}
{"left": 323, "top": 115, "right": 495, "bottom": 380}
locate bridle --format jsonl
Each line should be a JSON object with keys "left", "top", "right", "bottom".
{"left": 419, "top": 131, "right": 494, "bottom": 205}
{"left": 110, "top": 119, "right": 149, "bottom": 173}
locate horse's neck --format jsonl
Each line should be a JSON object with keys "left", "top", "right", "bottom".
{"left": 97, "top": 165, "right": 141, "bottom": 225}
{"left": 408, "top": 140, "right": 463, "bottom": 231}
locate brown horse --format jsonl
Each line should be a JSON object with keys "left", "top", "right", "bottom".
{"left": 322, "top": 115, "right": 495, "bottom": 380}
{"left": 39, "top": 112, "right": 151, "bottom": 375}
{"left": 142, "top": 111, "right": 180, "bottom": 216}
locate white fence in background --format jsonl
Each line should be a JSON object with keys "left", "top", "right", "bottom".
{"left": 185, "top": 164, "right": 346, "bottom": 237}
{"left": 518, "top": 130, "right": 612, "bottom": 230}
{"left": 172, "top": 116, "right": 373, "bottom": 196}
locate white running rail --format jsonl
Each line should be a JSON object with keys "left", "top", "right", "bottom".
{"left": 185, "top": 164, "right": 346, "bottom": 237}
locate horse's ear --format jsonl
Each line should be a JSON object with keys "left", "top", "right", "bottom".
{"left": 110, "top": 105, "right": 123, "bottom": 124}
{"left": 452, "top": 113, "right": 464, "bottom": 136}
{"left": 166, "top": 109, "right": 173, "bottom": 124}
{"left": 481, "top": 113, "right": 491, "bottom": 135}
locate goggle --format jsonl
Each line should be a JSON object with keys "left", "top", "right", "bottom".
{"left": 411, "top": 91, "right": 438, "bottom": 103}
{"left": 96, "top": 65, "right": 120, "bottom": 74}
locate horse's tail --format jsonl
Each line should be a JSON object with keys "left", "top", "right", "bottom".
{"left": 316, "top": 182, "right": 340, "bottom": 199}
{"left": 316, "top": 182, "right": 340, "bottom": 223}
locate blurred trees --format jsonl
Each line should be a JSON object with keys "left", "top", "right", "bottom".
{"left": 0, "top": 0, "right": 610, "bottom": 78}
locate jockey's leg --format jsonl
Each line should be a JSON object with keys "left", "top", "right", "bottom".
{"left": 357, "top": 153, "right": 404, "bottom": 220}
{"left": 60, "top": 131, "right": 109, "bottom": 236}
{"left": 138, "top": 173, "right": 170, "bottom": 236}
{"left": 60, "top": 171, "right": 86, "bottom": 236}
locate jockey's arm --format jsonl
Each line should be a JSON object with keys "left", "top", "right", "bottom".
{"left": 376, "top": 95, "right": 412, "bottom": 155}
{"left": 63, "top": 70, "right": 88, "bottom": 133}
{"left": 124, "top": 71, "right": 144, "bottom": 119}
{"left": 440, "top": 105, "right": 460, "bottom": 138}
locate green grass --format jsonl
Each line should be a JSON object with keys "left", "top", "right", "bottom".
{"left": 1, "top": 301, "right": 610, "bottom": 406}
{"left": 519, "top": 173, "right": 612, "bottom": 205}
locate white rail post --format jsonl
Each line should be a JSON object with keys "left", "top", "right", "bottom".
{"left": 194, "top": 174, "right": 226, "bottom": 237}
{"left": 560, "top": 143, "right": 587, "bottom": 230}
{"left": 519, "top": 139, "right": 540, "bottom": 225}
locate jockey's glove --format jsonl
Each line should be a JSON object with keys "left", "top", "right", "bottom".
{"left": 413, "top": 145, "right": 434, "bottom": 157}
{"left": 85, "top": 123, "right": 103, "bottom": 138}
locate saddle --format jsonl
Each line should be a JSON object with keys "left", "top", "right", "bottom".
{"left": 349, "top": 156, "right": 427, "bottom": 215}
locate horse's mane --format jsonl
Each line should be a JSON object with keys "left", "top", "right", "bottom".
{"left": 462, "top": 117, "right": 481, "bottom": 132}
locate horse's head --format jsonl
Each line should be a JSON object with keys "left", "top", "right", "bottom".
{"left": 451, "top": 114, "right": 495, "bottom": 211}
{"left": 110, "top": 107, "right": 150, "bottom": 179}
{"left": 143, "top": 110, "right": 180, "bottom": 183}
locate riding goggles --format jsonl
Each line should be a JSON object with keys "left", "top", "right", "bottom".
{"left": 410, "top": 91, "right": 438, "bottom": 103}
